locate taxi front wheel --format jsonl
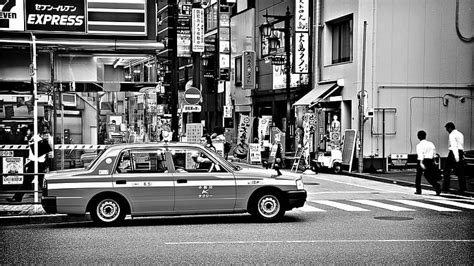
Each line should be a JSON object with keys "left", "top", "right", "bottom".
{"left": 251, "top": 193, "right": 285, "bottom": 222}
{"left": 91, "top": 197, "right": 126, "bottom": 225}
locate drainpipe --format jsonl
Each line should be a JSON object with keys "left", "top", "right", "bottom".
{"left": 358, "top": 21, "right": 368, "bottom": 173}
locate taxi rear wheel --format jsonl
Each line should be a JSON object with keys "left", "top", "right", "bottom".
{"left": 91, "top": 197, "right": 126, "bottom": 225}
{"left": 251, "top": 193, "right": 285, "bottom": 222}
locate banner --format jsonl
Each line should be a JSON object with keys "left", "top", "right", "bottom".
{"left": 237, "top": 114, "right": 252, "bottom": 144}
{"left": 302, "top": 112, "right": 317, "bottom": 160}
{"left": 258, "top": 117, "right": 270, "bottom": 147}
{"left": 234, "top": 114, "right": 252, "bottom": 160}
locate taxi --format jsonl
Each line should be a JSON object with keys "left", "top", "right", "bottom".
{"left": 41, "top": 142, "right": 306, "bottom": 225}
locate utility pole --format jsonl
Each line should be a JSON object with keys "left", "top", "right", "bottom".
{"left": 31, "top": 34, "right": 39, "bottom": 205}
{"left": 169, "top": 1, "right": 179, "bottom": 141}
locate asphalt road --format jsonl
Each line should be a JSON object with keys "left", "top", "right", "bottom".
{"left": 1, "top": 173, "right": 473, "bottom": 264}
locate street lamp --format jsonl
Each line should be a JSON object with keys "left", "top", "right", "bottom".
{"left": 261, "top": 7, "right": 292, "bottom": 153}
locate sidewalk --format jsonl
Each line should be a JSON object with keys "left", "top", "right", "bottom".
{"left": 346, "top": 169, "right": 474, "bottom": 197}
{"left": 1, "top": 168, "right": 472, "bottom": 226}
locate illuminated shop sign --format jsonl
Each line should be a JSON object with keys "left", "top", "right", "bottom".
{"left": 0, "top": 0, "right": 25, "bottom": 31}
{"left": 86, "top": 0, "right": 147, "bottom": 36}
{"left": 25, "top": 0, "right": 86, "bottom": 32}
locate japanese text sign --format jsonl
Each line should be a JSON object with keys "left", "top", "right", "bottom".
{"left": 25, "top": 0, "right": 85, "bottom": 32}
{"left": 192, "top": 8, "right": 205, "bottom": 52}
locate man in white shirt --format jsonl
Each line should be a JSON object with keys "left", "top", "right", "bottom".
{"left": 442, "top": 122, "right": 466, "bottom": 194}
{"left": 415, "top": 130, "right": 441, "bottom": 195}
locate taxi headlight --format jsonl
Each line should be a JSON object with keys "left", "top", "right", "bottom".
{"left": 296, "top": 178, "right": 304, "bottom": 190}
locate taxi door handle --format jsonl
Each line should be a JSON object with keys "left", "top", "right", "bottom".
{"left": 116, "top": 180, "right": 127, "bottom": 185}
{"left": 177, "top": 179, "right": 187, "bottom": 184}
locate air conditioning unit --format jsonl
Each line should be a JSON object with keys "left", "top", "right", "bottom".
{"left": 62, "top": 93, "right": 76, "bottom": 107}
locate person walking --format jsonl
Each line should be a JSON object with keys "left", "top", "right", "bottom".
{"left": 442, "top": 122, "right": 466, "bottom": 194}
{"left": 415, "top": 130, "right": 441, "bottom": 195}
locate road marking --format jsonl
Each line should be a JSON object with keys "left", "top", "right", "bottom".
{"left": 308, "top": 191, "right": 395, "bottom": 194}
{"left": 312, "top": 200, "right": 370, "bottom": 211}
{"left": 165, "top": 239, "right": 474, "bottom": 245}
{"left": 351, "top": 200, "right": 415, "bottom": 211}
{"left": 391, "top": 200, "right": 461, "bottom": 212}
{"left": 297, "top": 204, "right": 326, "bottom": 212}
{"left": 428, "top": 200, "right": 474, "bottom": 210}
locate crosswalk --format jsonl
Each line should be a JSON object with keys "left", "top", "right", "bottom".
{"left": 291, "top": 199, "right": 474, "bottom": 213}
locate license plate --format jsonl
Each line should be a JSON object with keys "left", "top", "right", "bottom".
{"left": 3, "top": 175, "right": 23, "bottom": 185}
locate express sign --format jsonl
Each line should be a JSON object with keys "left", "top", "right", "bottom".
{"left": 25, "top": 0, "right": 85, "bottom": 32}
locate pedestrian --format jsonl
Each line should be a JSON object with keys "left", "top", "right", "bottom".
{"left": 7, "top": 125, "right": 53, "bottom": 202}
{"left": 442, "top": 122, "right": 466, "bottom": 194}
{"left": 201, "top": 133, "right": 216, "bottom": 152}
{"left": 415, "top": 130, "right": 441, "bottom": 195}
{"left": 192, "top": 134, "right": 215, "bottom": 170}
{"left": 272, "top": 141, "right": 283, "bottom": 176}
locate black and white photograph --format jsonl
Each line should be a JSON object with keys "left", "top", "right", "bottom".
{"left": 0, "top": 0, "right": 473, "bottom": 264}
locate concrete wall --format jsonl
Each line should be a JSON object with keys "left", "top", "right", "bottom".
{"left": 372, "top": 0, "right": 474, "bottom": 156}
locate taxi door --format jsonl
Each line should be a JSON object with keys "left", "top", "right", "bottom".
{"left": 170, "top": 147, "right": 236, "bottom": 213}
{"left": 112, "top": 149, "right": 174, "bottom": 214}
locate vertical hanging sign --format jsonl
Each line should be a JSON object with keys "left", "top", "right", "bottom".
{"left": 295, "top": 0, "right": 309, "bottom": 31}
{"left": 294, "top": 0, "right": 309, "bottom": 74}
{"left": 242, "top": 51, "right": 255, "bottom": 89}
{"left": 192, "top": 8, "right": 204, "bottom": 52}
{"left": 294, "top": 32, "right": 309, "bottom": 74}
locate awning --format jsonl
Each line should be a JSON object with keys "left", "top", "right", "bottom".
{"left": 293, "top": 82, "right": 339, "bottom": 107}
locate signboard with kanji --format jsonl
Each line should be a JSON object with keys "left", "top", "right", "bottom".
{"left": 242, "top": 51, "right": 255, "bottom": 89}
{"left": 191, "top": 8, "right": 204, "bottom": 52}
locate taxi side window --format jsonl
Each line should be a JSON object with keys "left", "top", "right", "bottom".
{"left": 116, "top": 149, "right": 168, "bottom": 174}
{"left": 170, "top": 147, "right": 227, "bottom": 173}
{"left": 116, "top": 152, "right": 132, "bottom": 173}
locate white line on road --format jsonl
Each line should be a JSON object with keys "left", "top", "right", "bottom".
{"left": 297, "top": 204, "right": 326, "bottom": 212}
{"left": 351, "top": 200, "right": 415, "bottom": 211}
{"left": 308, "top": 191, "right": 395, "bottom": 194}
{"left": 391, "top": 200, "right": 461, "bottom": 212}
{"left": 165, "top": 239, "right": 474, "bottom": 245}
{"left": 312, "top": 200, "right": 370, "bottom": 211}
{"left": 428, "top": 200, "right": 474, "bottom": 210}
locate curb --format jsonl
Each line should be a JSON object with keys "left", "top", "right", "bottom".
{"left": 1, "top": 214, "right": 91, "bottom": 226}
{"left": 345, "top": 171, "right": 474, "bottom": 197}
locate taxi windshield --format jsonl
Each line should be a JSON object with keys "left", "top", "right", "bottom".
{"left": 86, "top": 149, "right": 107, "bottom": 170}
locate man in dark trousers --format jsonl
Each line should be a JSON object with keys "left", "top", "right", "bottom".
{"left": 7, "top": 125, "right": 52, "bottom": 202}
{"left": 415, "top": 130, "right": 441, "bottom": 195}
{"left": 442, "top": 122, "right": 466, "bottom": 194}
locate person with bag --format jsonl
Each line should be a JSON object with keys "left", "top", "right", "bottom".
{"left": 415, "top": 130, "right": 441, "bottom": 195}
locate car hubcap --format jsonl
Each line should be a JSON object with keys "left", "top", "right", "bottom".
{"left": 97, "top": 199, "right": 120, "bottom": 222}
{"left": 258, "top": 195, "right": 279, "bottom": 218}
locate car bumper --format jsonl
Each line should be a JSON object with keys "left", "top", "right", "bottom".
{"left": 41, "top": 196, "right": 57, "bottom": 214}
{"left": 285, "top": 190, "right": 307, "bottom": 209}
